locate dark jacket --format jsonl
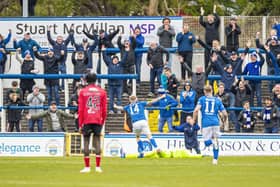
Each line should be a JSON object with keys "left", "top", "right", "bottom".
{"left": 157, "top": 25, "right": 176, "bottom": 48}
{"left": 47, "top": 30, "right": 73, "bottom": 62}
{"left": 184, "top": 123, "right": 200, "bottom": 150}
{"left": 225, "top": 24, "right": 241, "bottom": 48}
{"left": 7, "top": 98, "right": 25, "bottom": 122}
{"left": 238, "top": 110, "right": 257, "bottom": 131}
{"left": 231, "top": 82, "right": 252, "bottom": 107}
{"left": 199, "top": 13, "right": 220, "bottom": 44}
{"left": 102, "top": 51, "right": 127, "bottom": 86}
{"left": 176, "top": 31, "right": 196, "bottom": 52}
{"left": 117, "top": 36, "right": 136, "bottom": 68}
{"left": 31, "top": 110, "right": 75, "bottom": 132}
{"left": 20, "top": 59, "right": 35, "bottom": 88}
{"left": 167, "top": 74, "right": 180, "bottom": 98}
{"left": 34, "top": 51, "right": 64, "bottom": 86}
{"left": 72, "top": 51, "right": 88, "bottom": 75}
{"left": 215, "top": 92, "right": 230, "bottom": 107}
{"left": 259, "top": 104, "right": 279, "bottom": 129}
{"left": 147, "top": 46, "right": 169, "bottom": 68}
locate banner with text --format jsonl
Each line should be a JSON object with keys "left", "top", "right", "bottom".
{"left": 104, "top": 133, "right": 280, "bottom": 157}
{"left": 0, "top": 17, "right": 183, "bottom": 48}
{"left": 0, "top": 133, "right": 65, "bottom": 157}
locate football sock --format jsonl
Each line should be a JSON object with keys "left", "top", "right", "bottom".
{"left": 96, "top": 155, "right": 101, "bottom": 167}
{"left": 213, "top": 148, "right": 219, "bottom": 160}
{"left": 84, "top": 156, "right": 90, "bottom": 167}
{"left": 137, "top": 140, "right": 144, "bottom": 153}
{"left": 204, "top": 139, "right": 213, "bottom": 147}
{"left": 149, "top": 138, "right": 158, "bottom": 148}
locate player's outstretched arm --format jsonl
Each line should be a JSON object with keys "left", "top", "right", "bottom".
{"left": 193, "top": 105, "right": 201, "bottom": 123}
{"left": 113, "top": 103, "right": 124, "bottom": 111}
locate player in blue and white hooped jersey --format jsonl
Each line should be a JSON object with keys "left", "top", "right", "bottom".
{"left": 193, "top": 85, "right": 227, "bottom": 165}
{"left": 114, "top": 95, "right": 162, "bottom": 158}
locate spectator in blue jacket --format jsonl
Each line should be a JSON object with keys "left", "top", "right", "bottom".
{"left": 243, "top": 50, "right": 265, "bottom": 107}
{"left": 151, "top": 86, "right": 178, "bottom": 132}
{"left": 272, "top": 19, "right": 280, "bottom": 39}
{"left": 47, "top": 25, "right": 74, "bottom": 91}
{"left": 176, "top": 24, "right": 196, "bottom": 80}
{"left": 132, "top": 27, "right": 145, "bottom": 86}
{"left": 179, "top": 81, "right": 196, "bottom": 124}
{"left": 102, "top": 47, "right": 128, "bottom": 114}
{"left": 0, "top": 29, "right": 11, "bottom": 73}
{"left": 13, "top": 32, "right": 41, "bottom": 58}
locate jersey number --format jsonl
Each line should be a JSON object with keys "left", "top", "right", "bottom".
{"left": 130, "top": 104, "right": 139, "bottom": 115}
{"left": 87, "top": 96, "right": 99, "bottom": 114}
{"left": 205, "top": 100, "right": 215, "bottom": 114}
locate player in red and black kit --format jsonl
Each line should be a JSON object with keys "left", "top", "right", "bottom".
{"left": 78, "top": 71, "right": 107, "bottom": 173}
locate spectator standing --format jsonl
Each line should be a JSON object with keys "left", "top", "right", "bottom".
{"left": 157, "top": 17, "right": 176, "bottom": 67}
{"left": 71, "top": 50, "right": 88, "bottom": 91}
{"left": 147, "top": 42, "right": 169, "bottom": 97}
{"left": 179, "top": 81, "right": 196, "bottom": 124}
{"left": 78, "top": 72, "right": 107, "bottom": 173}
{"left": 257, "top": 97, "right": 279, "bottom": 134}
{"left": 193, "top": 85, "right": 227, "bottom": 165}
{"left": 68, "top": 84, "right": 83, "bottom": 132}
{"left": 7, "top": 93, "right": 25, "bottom": 132}
{"left": 164, "top": 67, "right": 180, "bottom": 121}
{"left": 26, "top": 101, "right": 75, "bottom": 132}
{"left": 26, "top": 85, "right": 45, "bottom": 132}
{"left": 225, "top": 15, "right": 241, "bottom": 52}
{"left": 272, "top": 18, "right": 280, "bottom": 39}
{"left": 6, "top": 81, "right": 23, "bottom": 103}
{"left": 13, "top": 32, "right": 41, "bottom": 58}
{"left": 34, "top": 47, "right": 64, "bottom": 105}
{"left": 176, "top": 24, "right": 196, "bottom": 79}
{"left": 117, "top": 35, "right": 136, "bottom": 96}
{"left": 151, "top": 87, "right": 178, "bottom": 133}
{"left": 199, "top": 5, "right": 220, "bottom": 70}
{"left": 47, "top": 25, "right": 73, "bottom": 91}
{"left": 0, "top": 29, "right": 11, "bottom": 73}
{"left": 238, "top": 100, "right": 257, "bottom": 133}
{"left": 242, "top": 50, "right": 265, "bottom": 107}
{"left": 102, "top": 47, "right": 127, "bottom": 114}
{"left": 132, "top": 27, "right": 145, "bottom": 86}
{"left": 231, "top": 77, "right": 252, "bottom": 132}
{"left": 15, "top": 49, "right": 38, "bottom": 100}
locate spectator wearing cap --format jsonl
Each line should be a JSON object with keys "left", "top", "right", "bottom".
{"left": 256, "top": 32, "right": 280, "bottom": 91}
{"left": 164, "top": 67, "right": 180, "bottom": 121}
{"left": 157, "top": 17, "right": 176, "bottom": 67}
{"left": 102, "top": 46, "right": 128, "bottom": 114}
{"left": 231, "top": 77, "right": 252, "bottom": 132}
{"left": 72, "top": 31, "right": 98, "bottom": 69}
{"left": 199, "top": 5, "right": 220, "bottom": 71}
{"left": 26, "top": 101, "right": 75, "bottom": 132}
{"left": 34, "top": 47, "right": 64, "bottom": 105}
{"left": 71, "top": 49, "right": 88, "bottom": 92}
{"left": 176, "top": 24, "right": 196, "bottom": 80}
{"left": 0, "top": 29, "right": 11, "bottom": 74}
{"left": 220, "top": 51, "right": 244, "bottom": 75}
{"left": 26, "top": 85, "right": 45, "bottom": 132}
{"left": 179, "top": 80, "right": 196, "bottom": 124}
{"left": 13, "top": 32, "right": 41, "bottom": 58}
{"left": 257, "top": 97, "right": 279, "bottom": 133}
{"left": 47, "top": 25, "right": 74, "bottom": 91}
{"left": 147, "top": 41, "right": 169, "bottom": 97}
{"left": 225, "top": 15, "right": 241, "bottom": 52}
{"left": 117, "top": 35, "right": 136, "bottom": 96}
{"left": 151, "top": 86, "right": 178, "bottom": 132}
{"left": 15, "top": 48, "right": 39, "bottom": 100}
{"left": 242, "top": 50, "right": 265, "bottom": 107}
{"left": 131, "top": 27, "right": 145, "bottom": 86}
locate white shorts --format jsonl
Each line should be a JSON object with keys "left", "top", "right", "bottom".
{"left": 132, "top": 120, "right": 151, "bottom": 136}
{"left": 202, "top": 126, "right": 220, "bottom": 140}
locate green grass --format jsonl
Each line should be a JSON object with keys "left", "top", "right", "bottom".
{"left": 0, "top": 156, "right": 280, "bottom": 187}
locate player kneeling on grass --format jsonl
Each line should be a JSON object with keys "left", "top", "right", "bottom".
{"left": 114, "top": 95, "right": 162, "bottom": 158}
{"left": 78, "top": 71, "right": 107, "bottom": 173}
{"left": 193, "top": 85, "right": 227, "bottom": 165}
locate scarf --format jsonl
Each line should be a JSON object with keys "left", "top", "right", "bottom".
{"left": 243, "top": 110, "right": 251, "bottom": 128}
{"left": 263, "top": 107, "right": 272, "bottom": 124}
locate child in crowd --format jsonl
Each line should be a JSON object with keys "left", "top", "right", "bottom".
{"left": 257, "top": 97, "right": 279, "bottom": 133}
{"left": 7, "top": 93, "right": 25, "bottom": 132}
{"left": 238, "top": 100, "right": 257, "bottom": 133}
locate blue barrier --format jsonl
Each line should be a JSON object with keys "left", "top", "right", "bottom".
{"left": 208, "top": 75, "right": 280, "bottom": 81}
{"left": 0, "top": 74, "right": 138, "bottom": 79}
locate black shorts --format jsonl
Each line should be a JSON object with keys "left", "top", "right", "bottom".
{"left": 82, "top": 124, "right": 103, "bottom": 137}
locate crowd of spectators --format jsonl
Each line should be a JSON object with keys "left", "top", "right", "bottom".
{"left": 1, "top": 7, "right": 280, "bottom": 133}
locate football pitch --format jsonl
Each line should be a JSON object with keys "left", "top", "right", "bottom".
{"left": 0, "top": 156, "right": 279, "bottom": 187}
